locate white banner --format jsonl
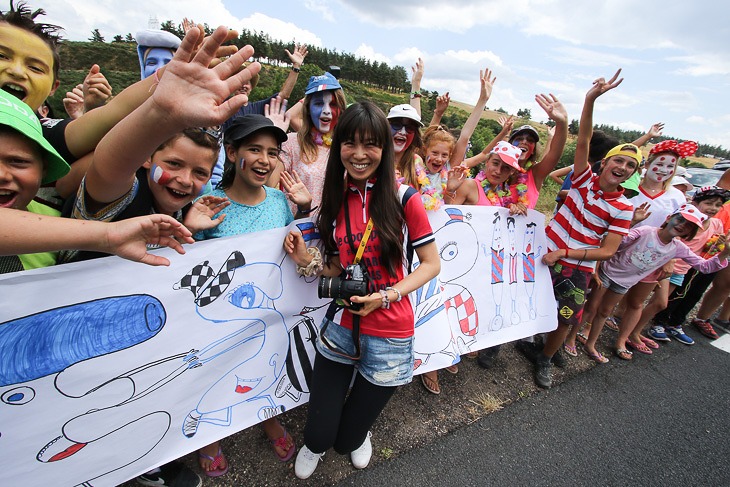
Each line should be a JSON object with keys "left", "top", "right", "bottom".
{"left": 0, "top": 206, "right": 556, "bottom": 486}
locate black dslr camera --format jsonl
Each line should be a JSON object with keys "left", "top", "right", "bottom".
{"left": 318, "top": 263, "right": 369, "bottom": 310}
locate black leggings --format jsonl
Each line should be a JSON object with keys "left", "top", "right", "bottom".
{"left": 655, "top": 268, "right": 717, "bottom": 325}
{"left": 303, "top": 351, "right": 397, "bottom": 455}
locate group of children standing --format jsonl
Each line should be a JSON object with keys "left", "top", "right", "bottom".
{"left": 1, "top": 2, "right": 728, "bottom": 485}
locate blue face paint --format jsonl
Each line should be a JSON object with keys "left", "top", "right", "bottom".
{"left": 143, "top": 47, "right": 174, "bottom": 79}
{"left": 309, "top": 91, "right": 337, "bottom": 133}
{"left": 240, "top": 157, "right": 246, "bottom": 170}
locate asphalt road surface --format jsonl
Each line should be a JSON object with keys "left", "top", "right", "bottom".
{"left": 336, "top": 333, "right": 730, "bottom": 487}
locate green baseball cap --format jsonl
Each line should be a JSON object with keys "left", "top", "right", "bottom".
{"left": 0, "top": 90, "right": 69, "bottom": 184}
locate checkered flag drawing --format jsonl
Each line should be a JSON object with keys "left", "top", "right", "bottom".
{"left": 195, "top": 251, "right": 247, "bottom": 307}
{"left": 173, "top": 261, "right": 215, "bottom": 298}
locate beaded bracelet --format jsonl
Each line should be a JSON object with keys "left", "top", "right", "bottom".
{"left": 386, "top": 286, "right": 402, "bottom": 302}
{"left": 296, "top": 247, "right": 324, "bottom": 277}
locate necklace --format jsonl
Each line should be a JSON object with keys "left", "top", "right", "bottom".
{"left": 416, "top": 164, "right": 447, "bottom": 211}
{"left": 476, "top": 170, "right": 529, "bottom": 207}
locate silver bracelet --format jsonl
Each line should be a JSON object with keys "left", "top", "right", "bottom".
{"left": 386, "top": 286, "right": 402, "bottom": 302}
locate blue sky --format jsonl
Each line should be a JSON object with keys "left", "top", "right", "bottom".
{"left": 44, "top": 0, "right": 730, "bottom": 152}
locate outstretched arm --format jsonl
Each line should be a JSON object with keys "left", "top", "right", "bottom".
{"left": 409, "top": 58, "right": 424, "bottom": 116}
{"left": 531, "top": 93, "right": 568, "bottom": 189}
{"left": 632, "top": 122, "right": 664, "bottom": 147}
{"left": 84, "top": 26, "right": 261, "bottom": 205}
{"left": 451, "top": 68, "right": 495, "bottom": 165}
{"left": 429, "top": 92, "right": 450, "bottom": 127}
{"left": 278, "top": 44, "right": 308, "bottom": 100}
{"left": 574, "top": 69, "right": 623, "bottom": 175}
{"left": 0, "top": 209, "right": 193, "bottom": 266}
{"left": 463, "top": 115, "right": 513, "bottom": 169}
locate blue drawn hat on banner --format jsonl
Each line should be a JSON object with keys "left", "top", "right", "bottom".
{"left": 444, "top": 208, "right": 465, "bottom": 225}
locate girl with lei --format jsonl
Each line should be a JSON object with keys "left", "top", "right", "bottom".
{"left": 415, "top": 68, "right": 496, "bottom": 213}
{"left": 269, "top": 72, "right": 347, "bottom": 215}
{"left": 444, "top": 141, "right": 528, "bottom": 215}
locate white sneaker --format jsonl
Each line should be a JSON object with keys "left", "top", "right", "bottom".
{"left": 294, "top": 445, "right": 324, "bottom": 479}
{"left": 350, "top": 431, "right": 372, "bottom": 469}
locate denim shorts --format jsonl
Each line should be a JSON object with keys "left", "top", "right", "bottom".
{"left": 669, "top": 273, "right": 685, "bottom": 287}
{"left": 316, "top": 318, "right": 414, "bottom": 387}
{"left": 597, "top": 268, "right": 629, "bottom": 295}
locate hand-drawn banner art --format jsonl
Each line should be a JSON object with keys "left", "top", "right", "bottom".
{"left": 0, "top": 206, "right": 556, "bottom": 486}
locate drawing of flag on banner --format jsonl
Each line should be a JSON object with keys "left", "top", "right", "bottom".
{"left": 296, "top": 222, "right": 320, "bottom": 242}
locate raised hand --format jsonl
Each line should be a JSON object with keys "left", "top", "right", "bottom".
{"left": 150, "top": 26, "right": 261, "bottom": 130}
{"left": 411, "top": 57, "right": 424, "bottom": 85}
{"left": 183, "top": 195, "right": 230, "bottom": 234}
{"left": 434, "top": 92, "right": 450, "bottom": 116}
{"left": 83, "top": 64, "right": 113, "bottom": 111}
{"left": 535, "top": 93, "right": 567, "bottom": 124}
{"left": 632, "top": 202, "right": 651, "bottom": 225}
{"left": 264, "top": 95, "right": 290, "bottom": 132}
{"left": 285, "top": 43, "right": 308, "bottom": 66}
{"left": 446, "top": 165, "right": 468, "bottom": 193}
{"left": 479, "top": 68, "right": 496, "bottom": 100}
{"left": 648, "top": 122, "right": 665, "bottom": 138}
{"left": 281, "top": 170, "right": 312, "bottom": 208}
{"left": 63, "top": 84, "right": 85, "bottom": 119}
{"left": 586, "top": 68, "right": 623, "bottom": 100}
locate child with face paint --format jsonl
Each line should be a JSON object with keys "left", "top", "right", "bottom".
{"left": 386, "top": 104, "right": 424, "bottom": 189}
{"left": 193, "top": 114, "right": 312, "bottom": 475}
{"left": 574, "top": 204, "right": 729, "bottom": 362}
{"left": 535, "top": 70, "right": 639, "bottom": 388}
{"left": 270, "top": 72, "right": 347, "bottom": 216}
{"left": 415, "top": 68, "right": 495, "bottom": 212}
{"left": 629, "top": 139, "right": 698, "bottom": 228}
{"left": 136, "top": 29, "right": 181, "bottom": 80}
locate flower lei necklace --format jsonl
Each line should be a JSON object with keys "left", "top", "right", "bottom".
{"left": 476, "top": 170, "right": 529, "bottom": 207}
{"left": 416, "top": 164, "right": 447, "bottom": 211}
{"left": 313, "top": 129, "right": 332, "bottom": 147}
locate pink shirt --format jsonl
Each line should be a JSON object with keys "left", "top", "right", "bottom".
{"left": 673, "top": 217, "right": 725, "bottom": 275}
{"left": 280, "top": 133, "right": 330, "bottom": 216}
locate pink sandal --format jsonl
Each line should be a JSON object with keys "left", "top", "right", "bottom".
{"left": 198, "top": 446, "right": 229, "bottom": 478}
{"left": 271, "top": 428, "right": 297, "bottom": 462}
{"left": 640, "top": 335, "right": 659, "bottom": 349}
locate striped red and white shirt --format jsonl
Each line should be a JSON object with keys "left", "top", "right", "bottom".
{"left": 546, "top": 165, "right": 633, "bottom": 272}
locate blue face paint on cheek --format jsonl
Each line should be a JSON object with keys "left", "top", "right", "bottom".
{"left": 309, "top": 93, "right": 325, "bottom": 129}
{"left": 150, "top": 163, "right": 172, "bottom": 185}
{"left": 240, "top": 157, "right": 246, "bottom": 170}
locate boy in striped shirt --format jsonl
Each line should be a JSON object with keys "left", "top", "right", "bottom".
{"left": 535, "top": 70, "right": 640, "bottom": 388}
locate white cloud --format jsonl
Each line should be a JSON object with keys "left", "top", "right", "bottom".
{"left": 550, "top": 46, "right": 643, "bottom": 68}
{"left": 304, "top": 0, "right": 336, "bottom": 22}
{"left": 354, "top": 44, "right": 391, "bottom": 65}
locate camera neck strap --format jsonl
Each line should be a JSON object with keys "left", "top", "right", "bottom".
{"left": 343, "top": 189, "right": 374, "bottom": 265}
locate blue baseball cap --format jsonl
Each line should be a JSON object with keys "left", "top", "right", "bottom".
{"left": 304, "top": 72, "right": 342, "bottom": 95}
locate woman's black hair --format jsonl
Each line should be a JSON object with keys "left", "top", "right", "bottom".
{"left": 316, "top": 101, "right": 404, "bottom": 277}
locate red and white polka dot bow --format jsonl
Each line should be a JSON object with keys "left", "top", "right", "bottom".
{"left": 649, "top": 140, "right": 698, "bottom": 158}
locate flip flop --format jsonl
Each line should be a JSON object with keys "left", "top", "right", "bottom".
{"left": 270, "top": 428, "right": 296, "bottom": 462}
{"left": 198, "top": 446, "right": 229, "bottom": 478}
{"left": 420, "top": 373, "right": 440, "bottom": 395}
{"left": 444, "top": 364, "right": 459, "bottom": 374}
{"left": 640, "top": 335, "right": 659, "bottom": 349}
{"left": 615, "top": 348, "right": 633, "bottom": 361}
{"left": 583, "top": 349, "right": 609, "bottom": 364}
{"left": 626, "top": 339, "right": 653, "bottom": 355}
{"left": 563, "top": 343, "right": 578, "bottom": 357}
{"left": 576, "top": 333, "right": 588, "bottom": 346}
{"left": 604, "top": 317, "right": 620, "bottom": 332}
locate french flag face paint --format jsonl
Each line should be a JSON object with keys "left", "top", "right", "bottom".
{"left": 240, "top": 157, "right": 246, "bottom": 170}
{"left": 150, "top": 163, "right": 172, "bottom": 185}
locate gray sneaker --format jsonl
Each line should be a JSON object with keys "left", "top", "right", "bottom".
{"left": 534, "top": 358, "right": 553, "bottom": 389}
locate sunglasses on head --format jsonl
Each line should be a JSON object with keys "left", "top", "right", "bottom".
{"left": 389, "top": 122, "right": 417, "bottom": 134}
{"left": 199, "top": 126, "right": 222, "bottom": 141}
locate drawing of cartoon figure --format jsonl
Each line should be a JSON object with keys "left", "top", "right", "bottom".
{"left": 522, "top": 222, "right": 538, "bottom": 319}
{"left": 490, "top": 212, "right": 505, "bottom": 330}
{"left": 412, "top": 275, "right": 456, "bottom": 369}
{"left": 507, "top": 217, "right": 521, "bottom": 325}
{"left": 175, "top": 252, "right": 291, "bottom": 437}
{"left": 435, "top": 208, "right": 480, "bottom": 354}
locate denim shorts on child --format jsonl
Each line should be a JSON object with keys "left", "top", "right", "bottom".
{"left": 316, "top": 317, "right": 414, "bottom": 387}
{"left": 669, "top": 273, "right": 685, "bottom": 287}
{"left": 597, "top": 268, "right": 629, "bottom": 295}
{"left": 550, "top": 263, "right": 590, "bottom": 328}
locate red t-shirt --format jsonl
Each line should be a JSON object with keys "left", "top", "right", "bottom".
{"left": 333, "top": 181, "right": 434, "bottom": 338}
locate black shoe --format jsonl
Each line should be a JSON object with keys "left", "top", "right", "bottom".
{"left": 515, "top": 340, "right": 540, "bottom": 364}
{"left": 551, "top": 347, "right": 567, "bottom": 368}
{"left": 534, "top": 358, "right": 553, "bottom": 389}
{"left": 477, "top": 345, "right": 501, "bottom": 369}
{"left": 137, "top": 461, "right": 201, "bottom": 487}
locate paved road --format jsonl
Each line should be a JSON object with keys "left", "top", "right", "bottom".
{"left": 336, "top": 334, "right": 730, "bottom": 487}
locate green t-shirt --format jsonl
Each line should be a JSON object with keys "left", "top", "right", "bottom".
{"left": 18, "top": 201, "right": 61, "bottom": 270}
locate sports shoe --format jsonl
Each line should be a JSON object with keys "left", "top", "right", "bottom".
{"left": 477, "top": 345, "right": 501, "bottom": 369}
{"left": 551, "top": 347, "right": 567, "bottom": 368}
{"left": 534, "top": 357, "right": 552, "bottom": 389}
{"left": 350, "top": 431, "right": 372, "bottom": 469}
{"left": 648, "top": 325, "right": 671, "bottom": 342}
{"left": 515, "top": 340, "right": 540, "bottom": 364}
{"left": 295, "top": 444, "right": 324, "bottom": 479}
{"left": 666, "top": 325, "right": 695, "bottom": 345}
{"left": 691, "top": 319, "right": 719, "bottom": 339}
{"left": 137, "top": 461, "right": 201, "bottom": 487}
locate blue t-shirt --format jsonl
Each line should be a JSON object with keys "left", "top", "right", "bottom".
{"left": 195, "top": 186, "right": 293, "bottom": 240}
